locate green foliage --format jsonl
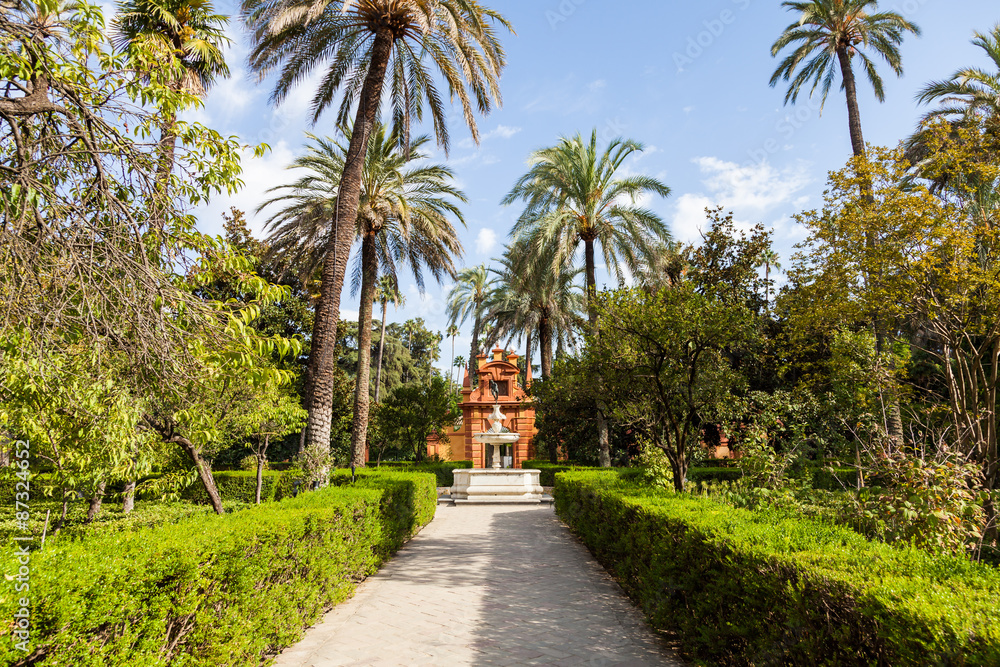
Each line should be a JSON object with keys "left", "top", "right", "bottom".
{"left": 556, "top": 470, "right": 1000, "bottom": 666}
{"left": 0, "top": 473, "right": 435, "bottom": 665}
{"left": 331, "top": 469, "right": 437, "bottom": 557}
{"left": 519, "top": 461, "right": 615, "bottom": 487}
{"left": 181, "top": 470, "right": 304, "bottom": 504}
{"left": 860, "top": 453, "right": 988, "bottom": 555}
{"left": 371, "top": 461, "right": 472, "bottom": 487}
{"left": 370, "top": 376, "right": 460, "bottom": 462}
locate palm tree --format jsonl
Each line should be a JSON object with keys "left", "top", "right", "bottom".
{"left": 112, "top": 0, "right": 230, "bottom": 190}
{"left": 486, "top": 240, "right": 584, "bottom": 381}
{"left": 769, "top": 0, "right": 919, "bottom": 158}
{"left": 242, "top": 0, "right": 511, "bottom": 478}
{"left": 453, "top": 355, "right": 466, "bottom": 383}
{"left": 503, "top": 129, "right": 670, "bottom": 468}
{"left": 446, "top": 324, "right": 460, "bottom": 389}
{"left": 916, "top": 25, "right": 1000, "bottom": 126}
{"left": 447, "top": 264, "right": 493, "bottom": 379}
{"left": 261, "top": 125, "right": 465, "bottom": 467}
{"left": 502, "top": 129, "right": 672, "bottom": 325}
{"left": 758, "top": 248, "right": 782, "bottom": 310}
{"left": 373, "top": 276, "right": 405, "bottom": 404}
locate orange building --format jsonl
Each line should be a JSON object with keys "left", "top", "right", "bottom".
{"left": 426, "top": 348, "right": 536, "bottom": 468}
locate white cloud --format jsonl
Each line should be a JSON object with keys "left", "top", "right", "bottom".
{"left": 475, "top": 227, "right": 498, "bottom": 255}
{"left": 491, "top": 124, "right": 521, "bottom": 140}
{"left": 670, "top": 157, "right": 811, "bottom": 243}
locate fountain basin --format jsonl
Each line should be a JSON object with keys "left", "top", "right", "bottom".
{"left": 451, "top": 468, "right": 544, "bottom": 503}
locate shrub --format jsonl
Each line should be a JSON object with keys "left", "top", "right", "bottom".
{"left": 0, "top": 473, "right": 435, "bottom": 665}
{"left": 369, "top": 460, "right": 472, "bottom": 487}
{"left": 685, "top": 466, "right": 743, "bottom": 483}
{"left": 812, "top": 466, "right": 861, "bottom": 490}
{"left": 331, "top": 469, "right": 436, "bottom": 556}
{"left": 555, "top": 470, "right": 1000, "bottom": 666}
{"left": 520, "top": 460, "right": 618, "bottom": 486}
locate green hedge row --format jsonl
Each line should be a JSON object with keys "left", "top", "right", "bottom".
{"left": 0, "top": 470, "right": 437, "bottom": 666}
{"left": 181, "top": 469, "right": 304, "bottom": 504}
{"left": 520, "top": 460, "right": 619, "bottom": 486}
{"left": 686, "top": 466, "right": 743, "bottom": 483}
{"left": 555, "top": 470, "right": 1000, "bottom": 666}
{"left": 369, "top": 460, "right": 472, "bottom": 487}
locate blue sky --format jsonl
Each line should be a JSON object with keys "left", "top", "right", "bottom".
{"left": 183, "top": 0, "right": 999, "bottom": 377}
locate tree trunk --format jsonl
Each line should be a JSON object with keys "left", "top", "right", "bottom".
{"left": 539, "top": 314, "right": 553, "bottom": 381}
{"left": 836, "top": 46, "right": 866, "bottom": 159}
{"left": 597, "top": 408, "right": 611, "bottom": 468}
{"left": 155, "top": 114, "right": 177, "bottom": 193}
{"left": 584, "top": 237, "right": 598, "bottom": 325}
{"left": 147, "top": 418, "right": 225, "bottom": 515}
{"left": 85, "top": 480, "right": 105, "bottom": 523}
{"left": 255, "top": 434, "right": 269, "bottom": 505}
{"left": 374, "top": 299, "right": 388, "bottom": 403}
{"left": 122, "top": 479, "right": 136, "bottom": 514}
{"left": 469, "top": 313, "right": 482, "bottom": 380}
{"left": 524, "top": 329, "right": 533, "bottom": 387}
{"left": 303, "top": 28, "right": 394, "bottom": 484}
{"left": 449, "top": 334, "right": 456, "bottom": 391}
{"left": 349, "top": 234, "right": 378, "bottom": 468}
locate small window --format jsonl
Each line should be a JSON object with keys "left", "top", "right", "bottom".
{"left": 495, "top": 380, "right": 509, "bottom": 397}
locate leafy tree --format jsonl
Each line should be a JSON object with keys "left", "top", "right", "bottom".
{"left": 261, "top": 126, "right": 464, "bottom": 467}
{"left": 229, "top": 383, "right": 307, "bottom": 503}
{"left": 587, "top": 283, "right": 755, "bottom": 491}
{"left": 769, "top": 0, "right": 919, "bottom": 158}
{"left": 373, "top": 376, "right": 459, "bottom": 462}
{"left": 242, "top": 0, "right": 512, "bottom": 480}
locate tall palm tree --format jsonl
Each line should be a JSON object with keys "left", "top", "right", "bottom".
{"left": 242, "top": 0, "right": 511, "bottom": 478}
{"left": 502, "top": 129, "right": 672, "bottom": 325}
{"left": 503, "top": 129, "right": 671, "bottom": 468}
{"left": 446, "top": 324, "right": 460, "bottom": 389}
{"left": 447, "top": 264, "right": 493, "bottom": 379}
{"left": 758, "top": 248, "right": 782, "bottom": 310}
{"left": 373, "top": 275, "right": 405, "bottom": 404}
{"left": 112, "top": 0, "right": 230, "bottom": 190}
{"left": 769, "top": 0, "right": 919, "bottom": 158}
{"left": 261, "top": 125, "right": 465, "bottom": 467}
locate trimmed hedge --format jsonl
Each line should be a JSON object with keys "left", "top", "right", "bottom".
{"left": 686, "top": 466, "right": 743, "bottom": 483}
{"left": 520, "top": 460, "right": 616, "bottom": 486}
{"left": 812, "top": 466, "right": 862, "bottom": 490}
{"left": 331, "top": 469, "right": 436, "bottom": 556}
{"left": 0, "top": 471, "right": 436, "bottom": 666}
{"left": 370, "top": 460, "right": 472, "bottom": 487}
{"left": 555, "top": 470, "right": 1000, "bottom": 666}
{"left": 181, "top": 469, "right": 304, "bottom": 504}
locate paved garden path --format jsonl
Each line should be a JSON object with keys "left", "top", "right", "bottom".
{"left": 272, "top": 503, "right": 683, "bottom": 667}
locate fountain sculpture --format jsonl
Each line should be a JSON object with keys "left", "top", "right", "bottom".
{"left": 449, "top": 380, "right": 544, "bottom": 503}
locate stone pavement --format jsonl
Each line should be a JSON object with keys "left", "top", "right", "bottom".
{"left": 272, "top": 504, "right": 683, "bottom": 666}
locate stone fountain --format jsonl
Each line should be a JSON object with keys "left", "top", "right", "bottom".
{"left": 450, "top": 383, "right": 544, "bottom": 504}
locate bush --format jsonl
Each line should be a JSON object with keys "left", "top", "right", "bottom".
{"left": 521, "top": 461, "right": 615, "bottom": 486}
{"left": 812, "top": 466, "right": 861, "bottom": 490}
{"left": 0, "top": 473, "right": 435, "bottom": 665}
{"left": 555, "top": 470, "right": 1000, "bottom": 666}
{"left": 686, "top": 466, "right": 743, "bottom": 483}
{"left": 331, "top": 469, "right": 436, "bottom": 557}
{"left": 369, "top": 460, "right": 472, "bottom": 487}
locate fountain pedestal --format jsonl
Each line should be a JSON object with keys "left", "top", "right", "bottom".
{"left": 449, "top": 403, "right": 544, "bottom": 504}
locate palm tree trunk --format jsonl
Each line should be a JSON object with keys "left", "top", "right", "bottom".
{"left": 836, "top": 47, "right": 866, "bottom": 159}
{"left": 584, "top": 237, "right": 598, "bottom": 324}
{"left": 304, "top": 28, "right": 394, "bottom": 483}
{"left": 374, "top": 299, "right": 388, "bottom": 403}
{"left": 524, "top": 329, "right": 533, "bottom": 387}
{"left": 350, "top": 234, "right": 379, "bottom": 468}
{"left": 539, "top": 313, "right": 553, "bottom": 381}
{"left": 470, "top": 313, "right": 482, "bottom": 376}
{"left": 449, "top": 334, "right": 456, "bottom": 391}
